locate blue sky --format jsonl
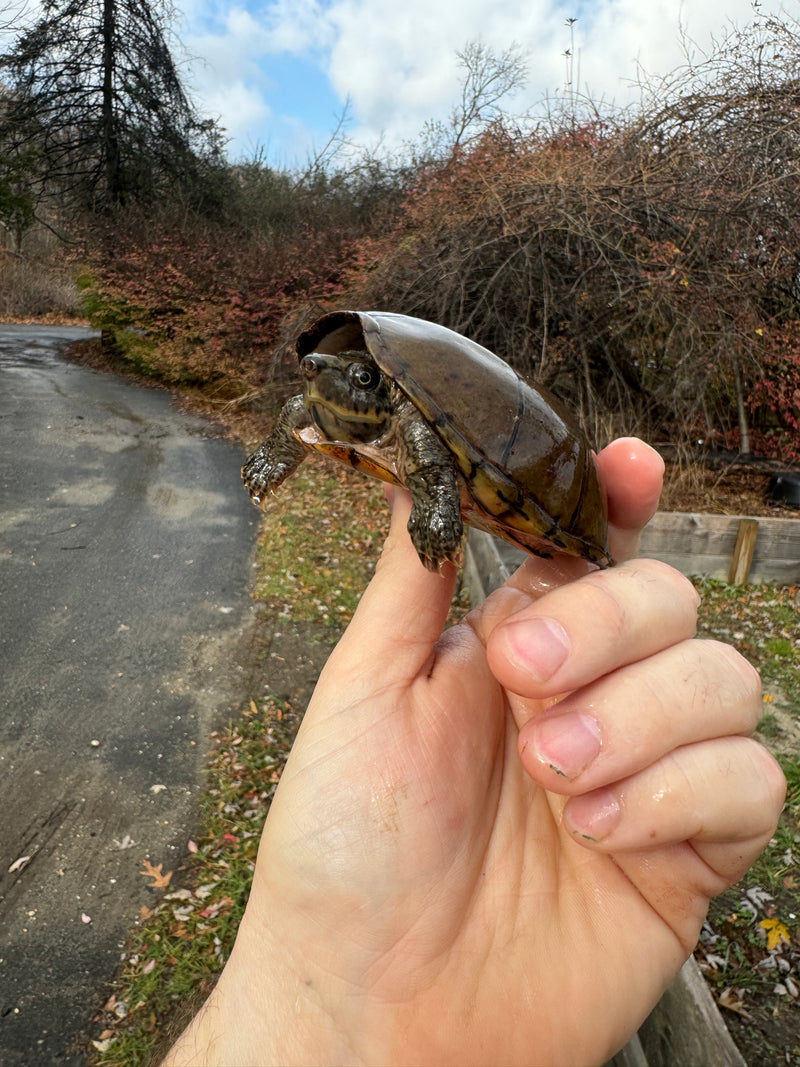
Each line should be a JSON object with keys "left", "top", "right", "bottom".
{"left": 3, "top": 0, "right": 786, "bottom": 166}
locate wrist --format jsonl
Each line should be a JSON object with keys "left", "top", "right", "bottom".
{"left": 161, "top": 906, "right": 373, "bottom": 1066}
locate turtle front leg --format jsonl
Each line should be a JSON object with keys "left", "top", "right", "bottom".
{"left": 242, "top": 394, "right": 310, "bottom": 508}
{"left": 396, "top": 400, "right": 463, "bottom": 571}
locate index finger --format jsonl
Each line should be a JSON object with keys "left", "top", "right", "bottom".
{"left": 486, "top": 558, "right": 700, "bottom": 700}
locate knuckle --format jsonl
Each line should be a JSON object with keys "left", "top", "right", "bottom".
{"left": 709, "top": 639, "right": 762, "bottom": 703}
{"left": 753, "top": 744, "right": 788, "bottom": 813}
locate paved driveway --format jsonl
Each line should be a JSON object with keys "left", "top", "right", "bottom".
{"left": 0, "top": 326, "right": 259, "bottom": 1064}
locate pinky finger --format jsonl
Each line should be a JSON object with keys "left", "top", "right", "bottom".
{"left": 564, "top": 737, "right": 786, "bottom": 885}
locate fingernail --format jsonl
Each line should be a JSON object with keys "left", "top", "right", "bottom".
{"left": 528, "top": 713, "right": 602, "bottom": 780}
{"left": 502, "top": 617, "right": 570, "bottom": 682}
{"left": 565, "top": 789, "right": 621, "bottom": 842}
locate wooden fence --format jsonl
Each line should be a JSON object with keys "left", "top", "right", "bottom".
{"left": 639, "top": 512, "right": 800, "bottom": 585}
{"left": 465, "top": 513, "right": 800, "bottom": 597}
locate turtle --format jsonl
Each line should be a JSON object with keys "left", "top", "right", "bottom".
{"left": 241, "top": 310, "right": 612, "bottom": 572}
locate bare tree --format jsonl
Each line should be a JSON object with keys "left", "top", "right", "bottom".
{"left": 0, "top": 0, "right": 224, "bottom": 210}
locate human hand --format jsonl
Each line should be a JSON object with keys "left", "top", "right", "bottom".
{"left": 165, "top": 438, "right": 785, "bottom": 1067}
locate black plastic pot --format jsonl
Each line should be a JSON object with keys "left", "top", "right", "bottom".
{"left": 767, "top": 471, "right": 800, "bottom": 508}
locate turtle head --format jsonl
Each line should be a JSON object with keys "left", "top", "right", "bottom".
{"left": 300, "top": 350, "right": 394, "bottom": 443}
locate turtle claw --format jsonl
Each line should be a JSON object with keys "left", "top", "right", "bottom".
{"left": 407, "top": 505, "right": 464, "bottom": 572}
{"left": 418, "top": 542, "right": 464, "bottom": 573}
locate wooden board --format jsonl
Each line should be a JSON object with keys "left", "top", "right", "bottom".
{"left": 639, "top": 511, "right": 800, "bottom": 584}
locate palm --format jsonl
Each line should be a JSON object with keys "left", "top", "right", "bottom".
{"left": 256, "top": 571, "right": 684, "bottom": 1065}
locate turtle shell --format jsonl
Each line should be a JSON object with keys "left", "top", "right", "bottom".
{"left": 296, "top": 310, "right": 612, "bottom": 566}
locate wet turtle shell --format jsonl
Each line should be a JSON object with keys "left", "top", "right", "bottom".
{"left": 294, "top": 310, "right": 612, "bottom": 567}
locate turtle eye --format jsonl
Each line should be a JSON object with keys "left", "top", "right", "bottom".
{"left": 351, "top": 363, "right": 381, "bottom": 390}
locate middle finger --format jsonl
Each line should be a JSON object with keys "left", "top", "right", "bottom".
{"left": 516, "top": 638, "right": 762, "bottom": 792}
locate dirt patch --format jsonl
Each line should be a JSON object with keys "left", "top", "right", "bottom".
{"left": 758, "top": 696, "right": 800, "bottom": 761}
{"left": 239, "top": 605, "right": 343, "bottom": 711}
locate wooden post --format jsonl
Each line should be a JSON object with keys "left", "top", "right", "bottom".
{"left": 728, "top": 518, "right": 759, "bottom": 585}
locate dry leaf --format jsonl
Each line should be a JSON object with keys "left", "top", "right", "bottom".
{"left": 719, "top": 987, "right": 753, "bottom": 1020}
{"left": 140, "top": 859, "right": 173, "bottom": 888}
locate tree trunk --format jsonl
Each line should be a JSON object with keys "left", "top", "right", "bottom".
{"left": 731, "top": 353, "right": 751, "bottom": 456}
{"left": 102, "top": 0, "right": 123, "bottom": 204}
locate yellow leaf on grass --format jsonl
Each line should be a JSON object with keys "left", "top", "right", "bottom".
{"left": 140, "top": 859, "right": 173, "bottom": 889}
{"left": 759, "top": 917, "right": 791, "bottom": 951}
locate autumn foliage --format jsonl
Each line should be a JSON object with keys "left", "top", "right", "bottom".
{"left": 77, "top": 14, "right": 800, "bottom": 461}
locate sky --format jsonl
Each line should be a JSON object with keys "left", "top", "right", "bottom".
{"left": 0, "top": 0, "right": 789, "bottom": 166}
{"left": 173, "top": 0, "right": 789, "bottom": 166}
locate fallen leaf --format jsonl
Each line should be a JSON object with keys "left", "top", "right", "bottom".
{"left": 140, "top": 859, "right": 172, "bottom": 889}
{"left": 719, "top": 987, "right": 753, "bottom": 1020}
{"left": 188, "top": 839, "right": 198, "bottom": 853}
{"left": 759, "top": 917, "right": 791, "bottom": 951}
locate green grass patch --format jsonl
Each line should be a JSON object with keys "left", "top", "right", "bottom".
{"left": 692, "top": 580, "right": 799, "bottom": 1061}
{"left": 90, "top": 697, "right": 300, "bottom": 1065}
{"left": 252, "top": 463, "right": 391, "bottom": 622}
{"left": 694, "top": 578, "right": 800, "bottom": 718}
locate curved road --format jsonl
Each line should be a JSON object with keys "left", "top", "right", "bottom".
{"left": 0, "top": 326, "right": 259, "bottom": 1063}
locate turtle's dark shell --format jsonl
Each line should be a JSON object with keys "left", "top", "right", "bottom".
{"left": 296, "top": 310, "right": 611, "bottom": 567}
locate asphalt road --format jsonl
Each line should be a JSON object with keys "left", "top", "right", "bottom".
{"left": 0, "top": 326, "right": 260, "bottom": 1064}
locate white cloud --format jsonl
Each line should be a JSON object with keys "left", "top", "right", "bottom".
{"left": 317, "top": 0, "right": 773, "bottom": 151}
{"left": 203, "top": 80, "right": 271, "bottom": 142}
{"left": 260, "top": 0, "right": 334, "bottom": 53}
